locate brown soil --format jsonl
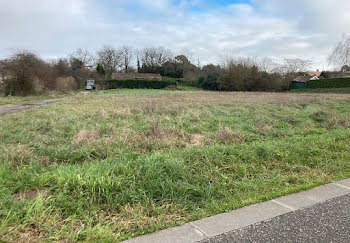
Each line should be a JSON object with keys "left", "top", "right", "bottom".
{"left": 13, "top": 188, "right": 48, "bottom": 201}
{"left": 14, "top": 228, "right": 45, "bottom": 243}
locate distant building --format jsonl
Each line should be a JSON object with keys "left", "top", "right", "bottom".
{"left": 291, "top": 71, "right": 321, "bottom": 89}
{"left": 291, "top": 75, "right": 310, "bottom": 89}
{"left": 339, "top": 71, "right": 350, "bottom": 78}
{"left": 306, "top": 71, "right": 322, "bottom": 78}
{"left": 309, "top": 76, "right": 320, "bottom": 80}
{"left": 324, "top": 71, "right": 350, "bottom": 78}
{"left": 111, "top": 73, "right": 162, "bottom": 81}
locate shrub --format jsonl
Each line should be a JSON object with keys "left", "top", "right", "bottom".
{"left": 31, "top": 77, "right": 45, "bottom": 93}
{"left": 107, "top": 79, "right": 177, "bottom": 89}
{"left": 198, "top": 61, "right": 289, "bottom": 92}
{"left": 163, "top": 77, "right": 199, "bottom": 87}
{"left": 199, "top": 74, "right": 220, "bottom": 90}
{"left": 199, "top": 64, "right": 222, "bottom": 90}
{"left": 55, "top": 76, "right": 78, "bottom": 92}
{"left": 177, "top": 79, "right": 199, "bottom": 87}
{"left": 320, "top": 71, "right": 329, "bottom": 79}
{"left": 307, "top": 78, "right": 350, "bottom": 89}
{"left": 95, "top": 79, "right": 108, "bottom": 90}
{"left": 0, "top": 51, "right": 53, "bottom": 95}
{"left": 219, "top": 63, "right": 289, "bottom": 92}
{"left": 0, "top": 83, "right": 4, "bottom": 96}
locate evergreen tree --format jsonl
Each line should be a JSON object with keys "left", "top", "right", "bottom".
{"left": 96, "top": 63, "right": 106, "bottom": 75}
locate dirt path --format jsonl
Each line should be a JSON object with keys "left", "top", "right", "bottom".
{"left": 0, "top": 98, "right": 63, "bottom": 116}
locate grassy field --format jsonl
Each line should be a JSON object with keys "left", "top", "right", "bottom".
{"left": 2, "top": 89, "right": 350, "bottom": 241}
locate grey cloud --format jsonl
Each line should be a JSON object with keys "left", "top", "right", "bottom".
{"left": 0, "top": 0, "right": 348, "bottom": 68}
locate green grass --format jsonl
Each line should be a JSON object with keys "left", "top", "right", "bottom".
{"left": 290, "top": 87, "right": 350, "bottom": 93}
{"left": 177, "top": 85, "right": 202, "bottom": 91}
{"left": 1, "top": 90, "right": 350, "bottom": 241}
{"left": 96, "top": 88, "right": 173, "bottom": 95}
{"left": 162, "top": 76, "right": 199, "bottom": 87}
{"left": 0, "top": 93, "right": 72, "bottom": 106}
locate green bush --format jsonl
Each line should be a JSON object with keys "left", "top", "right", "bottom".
{"left": 199, "top": 74, "right": 220, "bottom": 90}
{"left": 307, "top": 78, "right": 350, "bottom": 89}
{"left": 162, "top": 77, "right": 199, "bottom": 87}
{"left": 107, "top": 79, "right": 178, "bottom": 89}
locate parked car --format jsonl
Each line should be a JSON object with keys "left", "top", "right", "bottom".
{"left": 85, "top": 79, "right": 96, "bottom": 90}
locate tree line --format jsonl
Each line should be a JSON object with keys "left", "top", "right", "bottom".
{"left": 0, "top": 34, "right": 349, "bottom": 95}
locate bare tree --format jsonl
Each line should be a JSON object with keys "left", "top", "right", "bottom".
{"left": 0, "top": 59, "right": 6, "bottom": 80}
{"left": 119, "top": 46, "right": 133, "bottom": 72}
{"left": 221, "top": 56, "right": 256, "bottom": 69}
{"left": 97, "top": 46, "right": 121, "bottom": 78}
{"left": 328, "top": 33, "right": 350, "bottom": 69}
{"left": 1, "top": 50, "right": 55, "bottom": 95}
{"left": 71, "top": 48, "right": 94, "bottom": 67}
{"left": 256, "top": 57, "right": 277, "bottom": 73}
{"left": 140, "top": 47, "right": 171, "bottom": 68}
{"left": 283, "top": 58, "right": 312, "bottom": 73}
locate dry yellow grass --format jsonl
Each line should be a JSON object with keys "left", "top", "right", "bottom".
{"left": 217, "top": 127, "right": 242, "bottom": 144}
{"left": 72, "top": 130, "right": 102, "bottom": 145}
{"left": 189, "top": 134, "right": 205, "bottom": 146}
{"left": 70, "top": 91, "right": 350, "bottom": 114}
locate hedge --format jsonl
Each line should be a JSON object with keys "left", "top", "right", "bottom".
{"left": 178, "top": 80, "right": 200, "bottom": 87}
{"left": 162, "top": 77, "right": 200, "bottom": 87}
{"left": 307, "top": 78, "right": 350, "bottom": 89}
{"left": 107, "top": 79, "right": 178, "bottom": 89}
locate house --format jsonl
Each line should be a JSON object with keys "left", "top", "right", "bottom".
{"left": 306, "top": 71, "right": 322, "bottom": 78}
{"left": 291, "top": 70, "right": 322, "bottom": 89}
{"left": 339, "top": 71, "right": 350, "bottom": 78}
{"left": 291, "top": 75, "right": 310, "bottom": 89}
{"left": 324, "top": 71, "right": 350, "bottom": 78}
{"left": 111, "top": 73, "right": 162, "bottom": 81}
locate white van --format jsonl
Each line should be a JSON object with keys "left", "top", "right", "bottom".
{"left": 85, "top": 79, "right": 96, "bottom": 90}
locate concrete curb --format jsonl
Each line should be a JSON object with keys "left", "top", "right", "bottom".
{"left": 123, "top": 178, "right": 350, "bottom": 243}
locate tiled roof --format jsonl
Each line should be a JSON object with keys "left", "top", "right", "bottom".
{"left": 306, "top": 71, "right": 322, "bottom": 77}
{"left": 293, "top": 76, "right": 310, "bottom": 82}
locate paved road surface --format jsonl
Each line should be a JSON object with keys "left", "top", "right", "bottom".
{"left": 199, "top": 194, "right": 350, "bottom": 243}
{"left": 0, "top": 99, "right": 62, "bottom": 116}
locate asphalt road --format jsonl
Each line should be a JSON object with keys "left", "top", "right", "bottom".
{"left": 199, "top": 194, "right": 350, "bottom": 243}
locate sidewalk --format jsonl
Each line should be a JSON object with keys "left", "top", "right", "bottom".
{"left": 123, "top": 178, "right": 350, "bottom": 243}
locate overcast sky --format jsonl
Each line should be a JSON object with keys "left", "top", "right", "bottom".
{"left": 0, "top": 0, "right": 349, "bottom": 69}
